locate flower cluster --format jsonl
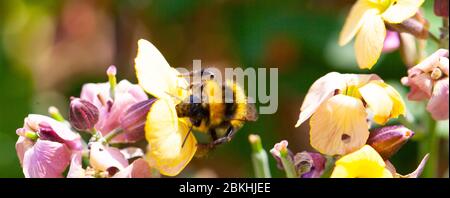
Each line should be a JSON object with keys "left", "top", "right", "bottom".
{"left": 16, "top": 65, "right": 155, "bottom": 178}
{"left": 263, "top": 0, "right": 448, "bottom": 178}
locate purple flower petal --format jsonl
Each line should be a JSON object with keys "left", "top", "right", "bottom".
{"left": 427, "top": 78, "right": 449, "bottom": 120}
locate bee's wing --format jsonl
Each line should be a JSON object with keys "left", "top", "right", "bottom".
{"left": 245, "top": 102, "right": 259, "bottom": 121}
{"left": 135, "top": 39, "right": 188, "bottom": 101}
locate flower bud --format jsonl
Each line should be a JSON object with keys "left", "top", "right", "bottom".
{"left": 69, "top": 97, "right": 99, "bottom": 131}
{"left": 270, "top": 140, "right": 293, "bottom": 170}
{"left": 107, "top": 65, "right": 117, "bottom": 100}
{"left": 120, "top": 99, "right": 156, "bottom": 140}
{"left": 48, "top": 106, "right": 65, "bottom": 122}
{"left": 248, "top": 134, "right": 271, "bottom": 178}
{"left": 388, "top": 18, "right": 428, "bottom": 39}
{"left": 270, "top": 140, "right": 298, "bottom": 178}
{"left": 367, "top": 125, "right": 414, "bottom": 160}
{"left": 293, "top": 152, "right": 326, "bottom": 178}
{"left": 434, "top": 0, "right": 449, "bottom": 17}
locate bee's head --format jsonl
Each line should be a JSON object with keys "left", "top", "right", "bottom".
{"left": 188, "top": 95, "right": 204, "bottom": 114}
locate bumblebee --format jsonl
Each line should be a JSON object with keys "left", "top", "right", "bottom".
{"left": 175, "top": 70, "right": 258, "bottom": 152}
{"left": 134, "top": 38, "right": 258, "bottom": 175}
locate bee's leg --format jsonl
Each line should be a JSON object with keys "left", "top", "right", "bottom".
{"left": 211, "top": 127, "right": 236, "bottom": 146}
{"left": 181, "top": 125, "right": 193, "bottom": 148}
{"left": 196, "top": 127, "right": 235, "bottom": 154}
{"left": 196, "top": 129, "right": 218, "bottom": 150}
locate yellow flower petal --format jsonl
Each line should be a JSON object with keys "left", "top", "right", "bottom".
{"left": 373, "top": 81, "right": 406, "bottom": 118}
{"left": 310, "top": 94, "right": 369, "bottom": 156}
{"left": 359, "top": 81, "right": 397, "bottom": 124}
{"left": 145, "top": 99, "right": 197, "bottom": 176}
{"left": 354, "top": 12, "right": 385, "bottom": 69}
{"left": 330, "top": 165, "right": 351, "bottom": 178}
{"left": 339, "top": 0, "right": 379, "bottom": 46}
{"left": 331, "top": 145, "right": 393, "bottom": 178}
{"left": 135, "top": 39, "right": 188, "bottom": 102}
{"left": 295, "top": 72, "right": 347, "bottom": 127}
{"left": 381, "top": 0, "right": 424, "bottom": 24}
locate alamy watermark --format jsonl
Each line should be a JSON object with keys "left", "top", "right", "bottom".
{"left": 175, "top": 60, "right": 278, "bottom": 114}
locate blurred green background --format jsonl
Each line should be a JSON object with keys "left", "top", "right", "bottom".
{"left": 0, "top": 0, "right": 448, "bottom": 178}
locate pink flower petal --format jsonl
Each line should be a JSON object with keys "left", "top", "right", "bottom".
{"left": 80, "top": 80, "right": 148, "bottom": 143}
{"left": 413, "top": 49, "right": 449, "bottom": 73}
{"left": 22, "top": 140, "right": 71, "bottom": 178}
{"left": 112, "top": 158, "right": 152, "bottom": 178}
{"left": 80, "top": 83, "right": 110, "bottom": 109}
{"left": 120, "top": 147, "right": 144, "bottom": 160}
{"left": 439, "top": 57, "right": 449, "bottom": 76}
{"left": 66, "top": 152, "right": 88, "bottom": 178}
{"left": 15, "top": 136, "right": 34, "bottom": 166}
{"left": 26, "top": 114, "right": 82, "bottom": 150}
{"left": 427, "top": 78, "right": 449, "bottom": 120}
{"left": 89, "top": 142, "right": 129, "bottom": 172}
{"left": 382, "top": 30, "right": 400, "bottom": 53}
{"left": 406, "top": 73, "right": 433, "bottom": 100}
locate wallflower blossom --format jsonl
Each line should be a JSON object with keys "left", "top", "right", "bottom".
{"left": 134, "top": 39, "right": 196, "bottom": 176}
{"left": 339, "top": 0, "right": 424, "bottom": 69}
{"left": 330, "top": 145, "right": 393, "bottom": 178}
{"left": 401, "top": 49, "right": 449, "bottom": 120}
{"left": 295, "top": 72, "right": 406, "bottom": 156}
{"left": 80, "top": 66, "right": 148, "bottom": 143}
{"left": 16, "top": 114, "right": 82, "bottom": 178}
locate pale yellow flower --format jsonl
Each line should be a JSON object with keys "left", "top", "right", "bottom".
{"left": 295, "top": 72, "right": 406, "bottom": 156}
{"left": 134, "top": 39, "right": 196, "bottom": 176}
{"left": 331, "top": 145, "right": 393, "bottom": 178}
{"left": 339, "top": 0, "right": 424, "bottom": 69}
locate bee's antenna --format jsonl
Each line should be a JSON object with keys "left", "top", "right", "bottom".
{"left": 181, "top": 125, "right": 193, "bottom": 148}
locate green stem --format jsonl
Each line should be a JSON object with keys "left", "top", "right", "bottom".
{"left": 440, "top": 17, "right": 449, "bottom": 49}
{"left": 428, "top": 32, "right": 441, "bottom": 45}
{"left": 320, "top": 156, "right": 336, "bottom": 178}
{"left": 420, "top": 114, "right": 438, "bottom": 178}
{"left": 89, "top": 128, "right": 104, "bottom": 143}
{"left": 280, "top": 149, "right": 297, "bottom": 178}
{"left": 104, "top": 128, "right": 123, "bottom": 143}
{"left": 249, "top": 135, "right": 271, "bottom": 178}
